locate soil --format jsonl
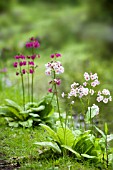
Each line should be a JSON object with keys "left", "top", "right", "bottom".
{"left": 0, "top": 153, "right": 20, "bottom": 170}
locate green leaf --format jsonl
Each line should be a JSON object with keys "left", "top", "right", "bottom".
{"left": 107, "top": 134, "right": 113, "bottom": 142}
{"left": 39, "top": 124, "right": 60, "bottom": 142}
{"left": 57, "top": 127, "right": 75, "bottom": 147}
{"left": 4, "top": 106, "right": 24, "bottom": 121}
{"left": 30, "top": 105, "right": 45, "bottom": 112}
{"left": 5, "top": 99, "right": 22, "bottom": 111}
{"left": 94, "top": 125, "right": 106, "bottom": 138}
{"left": 29, "top": 113, "right": 39, "bottom": 117}
{"left": 5, "top": 117, "right": 14, "bottom": 122}
{"left": 81, "top": 153, "right": 96, "bottom": 159}
{"left": 25, "top": 102, "right": 38, "bottom": 110}
{"left": 8, "top": 122, "right": 19, "bottom": 127}
{"left": 19, "top": 119, "right": 33, "bottom": 127}
{"left": 61, "top": 145, "right": 81, "bottom": 158}
{"left": 37, "top": 96, "right": 54, "bottom": 118}
{"left": 85, "top": 108, "right": 98, "bottom": 123}
{"left": 34, "top": 142, "right": 61, "bottom": 153}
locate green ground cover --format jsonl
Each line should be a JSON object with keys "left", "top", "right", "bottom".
{"left": 0, "top": 1, "right": 113, "bottom": 169}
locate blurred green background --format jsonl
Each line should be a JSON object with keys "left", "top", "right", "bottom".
{"left": 0, "top": 0, "right": 113, "bottom": 132}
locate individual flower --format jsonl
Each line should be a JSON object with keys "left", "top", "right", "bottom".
{"left": 84, "top": 72, "right": 90, "bottom": 81}
{"left": 102, "top": 89, "right": 110, "bottom": 95}
{"left": 71, "top": 101, "right": 74, "bottom": 105}
{"left": 16, "top": 72, "right": 19, "bottom": 76}
{"left": 31, "top": 54, "right": 36, "bottom": 60}
{"left": 89, "top": 89, "right": 94, "bottom": 95}
{"left": 50, "top": 53, "right": 61, "bottom": 58}
{"left": 28, "top": 61, "right": 34, "bottom": 66}
{"left": 22, "top": 69, "right": 26, "bottom": 74}
{"left": 14, "top": 55, "right": 20, "bottom": 59}
{"left": 55, "top": 53, "right": 61, "bottom": 58}
{"left": 61, "top": 92, "right": 65, "bottom": 98}
{"left": 90, "top": 73, "right": 98, "bottom": 80}
{"left": 54, "top": 79, "right": 61, "bottom": 86}
{"left": 83, "top": 82, "right": 87, "bottom": 86}
{"left": 19, "top": 61, "right": 23, "bottom": 66}
{"left": 29, "top": 69, "right": 34, "bottom": 74}
{"left": 48, "top": 88, "right": 52, "bottom": 93}
{"left": 97, "top": 89, "right": 112, "bottom": 103}
{"left": 50, "top": 54, "right": 55, "bottom": 58}
{"left": 13, "top": 62, "right": 18, "bottom": 67}
{"left": 26, "top": 37, "right": 40, "bottom": 48}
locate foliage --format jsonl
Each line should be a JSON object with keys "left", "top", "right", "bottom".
{"left": 35, "top": 123, "right": 113, "bottom": 168}
{"left": 0, "top": 94, "right": 54, "bottom": 127}
{"left": 0, "top": 121, "right": 100, "bottom": 170}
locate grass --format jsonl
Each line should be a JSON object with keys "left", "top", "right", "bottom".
{"left": 0, "top": 1, "right": 113, "bottom": 169}
{"left": 0, "top": 119, "right": 100, "bottom": 170}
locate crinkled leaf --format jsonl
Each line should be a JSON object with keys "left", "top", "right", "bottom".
{"left": 29, "top": 113, "right": 39, "bottom": 117}
{"left": 5, "top": 117, "right": 14, "bottom": 122}
{"left": 30, "top": 105, "right": 45, "bottom": 112}
{"left": 61, "top": 145, "right": 81, "bottom": 158}
{"left": 34, "top": 142, "right": 61, "bottom": 153}
{"left": 40, "top": 124, "right": 60, "bottom": 142}
{"left": 57, "top": 127, "right": 75, "bottom": 146}
{"left": 19, "top": 119, "right": 33, "bottom": 127}
{"left": 8, "top": 122, "right": 19, "bottom": 127}
{"left": 5, "top": 99, "right": 22, "bottom": 111}
{"left": 1, "top": 106, "right": 24, "bottom": 121}
{"left": 81, "top": 153, "right": 96, "bottom": 159}
{"left": 25, "top": 102, "right": 38, "bottom": 110}
{"left": 20, "top": 110, "right": 29, "bottom": 119}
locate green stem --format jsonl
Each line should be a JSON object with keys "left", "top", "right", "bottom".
{"left": 28, "top": 64, "right": 30, "bottom": 102}
{"left": 106, "top": 134, "right": 108, "bottom": 168}
{"left": 53, "top": 71, "right": 63, "bottom": 129}
{"left": 80, "top": 98, "right": 86, "bottom": 130}
{"left": 31, "top": 47, "right": 34, "bottom": 103}
{"left": 21, "top": 74, "right": 25, "bottom": 111}
{"left": 31, "top": 72, "right": 34, "bottom": 103}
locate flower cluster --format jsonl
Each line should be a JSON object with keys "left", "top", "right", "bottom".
{"left": 68, "top": 72, "right": 101, "bottom": 99}
{"left": 13, "top": 54, "right": 39, "bottom": 75}
{"left": 26, "top": 37, "right": 40, "bottom": 48}
{"left": 45, "top": 53, "right": 64, "bottom": 92}
{"left": 83, "top": 72, "right": 100, "bottom": 87}
{"left": 50, "top": 53, "right": 61, "bottom": 58}
{"left": 67, "top": 72, "right": 112, "bottom": 104}
{"left": 45, "top": 61, "right": 64, "bottom": 76}
{"left": 97, "top": 89, "right": 112, "bottom": 103}
{"left": 13, "top": 37, "right": 40, "bottom": 76}
{"left": 68, "top": 83, "right": 89, "bottom": 98}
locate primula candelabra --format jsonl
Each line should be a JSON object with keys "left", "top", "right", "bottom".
{"left": 13, "top": 37, "right": 40, "bottom": 110}
{"left": 45, "top": 53, "right": 64, "bottom": 126}
{"left": 63, "top": 72, "right": 112, "bottom": 130}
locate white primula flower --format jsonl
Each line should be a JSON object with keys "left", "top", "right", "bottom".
{"left": 71, "top": 101, "right": 74, "bottom": 105}
{"left": 102, "top": 89, "right": 110, "bottom": 95}
{"left": 61, "top": 92, "right": 65, "bottom": 98}
{"left": 103, "top": 98, "right": 109, "bottom": 104}
{"left": 84, "top": 72, "right": 90, "bottom": 81}
{"left": 89, "top": 89, "right": 94, "bottom": 95}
